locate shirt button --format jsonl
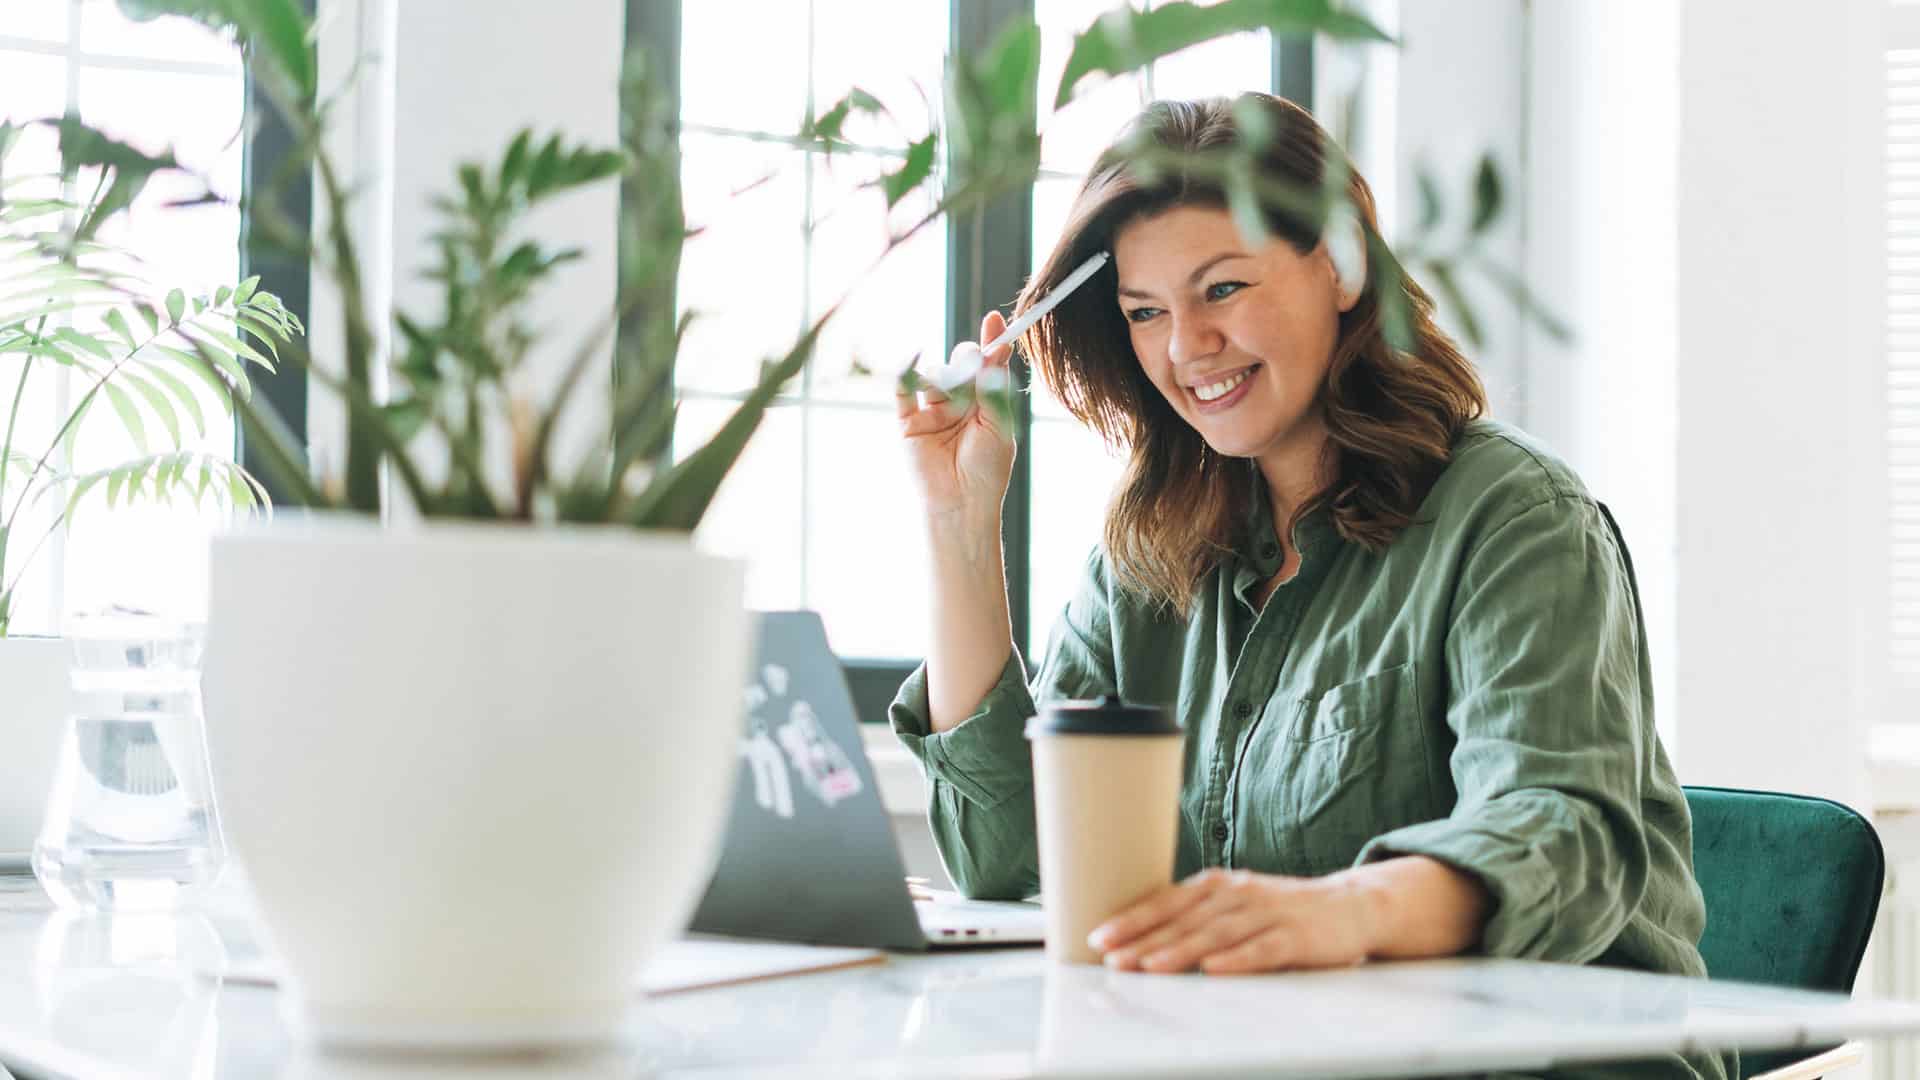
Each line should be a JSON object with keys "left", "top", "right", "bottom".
{"left": 1233, "top": 701, "right": 1253, "bottom": 719}
{"left": 1212, "top": 822, "right": 1229, "bottom": 842}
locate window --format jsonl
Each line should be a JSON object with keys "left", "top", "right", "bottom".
{"left": 1889, "top": 7, "right": 1920, "bottom": 719}
{"left": 660, "top": 1, "right": 1301, "bottom": 720}
{"left": 0, "top": 1, "right": 248, "bottom": 634}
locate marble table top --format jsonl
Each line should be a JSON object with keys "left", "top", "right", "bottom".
{"left": 0, "top": 875, "right": 1917, "bottom": 1080}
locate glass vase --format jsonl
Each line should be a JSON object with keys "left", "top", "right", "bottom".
{"left": 32, "top": 613, "right": 227, "bottom": 911}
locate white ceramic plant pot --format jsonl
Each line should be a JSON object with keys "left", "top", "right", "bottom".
{"left": 201, "top": 518, "right": 747, "bottom": 1050}
{"left": 0, "top": 637, "right": 71, "bottom": 856}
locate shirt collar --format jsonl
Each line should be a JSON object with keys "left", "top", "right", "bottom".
{"left": 1229, "top": 472, "right": 1340, "bottom": 607}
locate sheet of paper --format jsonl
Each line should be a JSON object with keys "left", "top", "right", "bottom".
{"left": 204, "top": 936, "right": 885, "bottom": 996}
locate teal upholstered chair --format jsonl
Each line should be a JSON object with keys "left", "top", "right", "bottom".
{"left": 1686, "top": 785, "right": 1886, "bottom": 1079}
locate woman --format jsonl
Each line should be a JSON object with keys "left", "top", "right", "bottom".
{"left": 891, "top": 94, "right": 1728, "bottom": 1080}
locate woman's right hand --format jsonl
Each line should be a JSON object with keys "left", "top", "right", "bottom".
{"left": 898, "top": 311, "right": 1018, "bottom": 520}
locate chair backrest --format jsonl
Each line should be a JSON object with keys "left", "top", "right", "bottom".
{"left": 1686, "top": 785, "right": 1886, "bottom": 1077}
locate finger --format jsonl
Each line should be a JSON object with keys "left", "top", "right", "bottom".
{"left": 917, "top": 390, "right": 959, "bottom": 430}
{"left": 1134, "top": 907, "right": 1270, "bottom": 974}
{"left": 1198, "top": 924, "right": 1302, "bottom": 976}
{"left": 1090, "top": 870, "right": 1230, "bottom": 954}
{"left": 1103, "top": 883, "right": 1254, "bottom": 972}
{"left": 979, "top": 310, "right": 1012, "bottom": 367}
{"left": 895, "top": 386, "right": 920, "bottom": 421}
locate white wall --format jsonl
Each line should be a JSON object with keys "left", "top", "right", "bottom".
{"left": 1522, "top": 3, "right": 1680, "bottom": 751}
{"left": 1670, "top": 0, "right": 1884, "bottom": 804}
{"left": 1388, "top": 1, "right": 1887, "bottom": 805}
{"left": 1372, "top": 0, "right": 1529, "bottom": 419}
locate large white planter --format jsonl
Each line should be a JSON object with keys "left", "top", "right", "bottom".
{"left": 0, "top": 637, "right": 70, "bottom": 856}
{"left": 202, "top": 519, "right": 748, "bottom": 1049}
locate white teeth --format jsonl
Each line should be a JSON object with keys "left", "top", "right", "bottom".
{"left": 1194, "top": 369, "right": 1251, "bottom": 402}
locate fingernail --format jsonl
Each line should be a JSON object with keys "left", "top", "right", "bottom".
{"left": 1086, "top": 928, "right": 1110, "bottom": 951}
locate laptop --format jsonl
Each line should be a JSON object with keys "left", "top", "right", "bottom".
{"left": 688, "top": 611, "right": 1046, "bottom": 950}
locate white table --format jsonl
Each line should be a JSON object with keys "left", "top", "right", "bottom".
{"left": 0, "top": 876, "right": 1917, "bottom": 1080}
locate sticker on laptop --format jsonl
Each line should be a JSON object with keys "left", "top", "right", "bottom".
{"left": 738, "top": 664, "right": 863, "bottom": 819}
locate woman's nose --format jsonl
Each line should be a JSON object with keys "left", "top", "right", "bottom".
{"left": 1166, "top": 311, "right": 1224, "bottom": 369}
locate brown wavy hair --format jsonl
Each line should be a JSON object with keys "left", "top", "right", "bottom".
{"left": 1016, "top": 93, "right": 1486, "bottom": 616}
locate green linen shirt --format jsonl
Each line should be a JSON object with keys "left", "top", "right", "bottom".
{"left": 891, "top": 419, "right": 1732, "bottom": 1080}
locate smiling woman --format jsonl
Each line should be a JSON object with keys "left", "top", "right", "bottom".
{"left": 889, "top": 92, "right": 1734, "bottom": 1080}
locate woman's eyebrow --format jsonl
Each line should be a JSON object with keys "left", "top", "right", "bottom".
{"left": 1115, "top": 252, "right": 1254, "bottom": 300}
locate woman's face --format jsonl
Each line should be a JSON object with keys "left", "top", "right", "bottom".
{"left": 1112, "top": 205, "right": 1354, "bottom": 464}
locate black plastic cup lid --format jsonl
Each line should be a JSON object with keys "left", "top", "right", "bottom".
{"left": 1026, "top": 694, "right": 1181, "bottom": 738}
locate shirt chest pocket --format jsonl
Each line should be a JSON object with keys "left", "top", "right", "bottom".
{"left": 1240, "top": 661, "right": 1426, "bottom": 875}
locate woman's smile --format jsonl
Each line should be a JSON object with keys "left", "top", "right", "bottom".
{"left": 1189, "top": 363, "right": 1262, "bottom": 411}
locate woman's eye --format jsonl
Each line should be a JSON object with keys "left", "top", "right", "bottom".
{"left": 1124, "top": 306, "right": 1161, "bottom": 324}
{"left": 1205, "top": 281, "right": 1247, "bottom": 301}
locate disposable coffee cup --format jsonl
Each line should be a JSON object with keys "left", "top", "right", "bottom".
{"left": 1026, "top": 695, "right": 1183, "bottom": 964}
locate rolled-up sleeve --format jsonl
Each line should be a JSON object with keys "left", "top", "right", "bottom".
{"left": 890, "top": 548, "right": 1119, "bottom": 900}
{"left": 1356, "top": 495, "right": 1653, "bottom": 961}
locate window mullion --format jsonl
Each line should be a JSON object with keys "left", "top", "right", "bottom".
{"left": 236, "top": 0, "right": 316, "bottom": 502}
{"left": 949, "top": 0, "right": 1037, "bottom": 661}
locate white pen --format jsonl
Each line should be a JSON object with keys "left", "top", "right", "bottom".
{"left": 929, "top": 250, "right": 1112, "bottom": 392}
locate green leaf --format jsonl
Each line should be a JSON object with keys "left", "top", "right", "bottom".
{"left": 883, "top": 135, "right": 937, "bottom": 208}
{"left": 192, "top": 323, "right": 276, "bottom": 372}
{"left": 100, "top": 380, "right": 150, "bottom": 455}
{"left": 985, "top": 16, "right": 1042, "bottom": 116}
{"left": 226, "top": 462, "right": 252, "bottom": 510}
{"left": 458, "top": 162, "right": 487, "bottom": 210}
{"left": 626, "top": 313, "right": 829, "bottom": 530}
{"left": 527, "top": 134, "right": 563, "bottom": 196}
{"left": 120, "top": 368, "right": 183, "bottom": 448}
{"left": 804, "top": 97, "right": 856, "bottom": 144}
{"left": 18, "top": 341, "right": 78, "bottom": 366}
{"left": 135, "top": 301, "right": 160, "bottom": 336}
{"left": 1425, "top": 262, "right": 1483, "bottom": 348}
{"left": 242, "top": 0, "right": 317, "bottom": 99}
{"left": 1470, "top": 153, "right": 1501, "bottom": 235}
{"left": 46, "top": 116, "right": 184, "bottom": 240}
{"left": 51, "top": 327, "right": 114, "bottom": 363}
{"left": 61, "top": 383, "right": 102, "bottom": 463}
{"left": 173, "top": 335, "right": 252, "bottom": 400}
{"left": 64, "top": 471, "right": 103, "bottom": 521}
{"left": 1416, "top": 168, "right": 1443, "bottom": 235}
{"left": 137, "top": 360, "right": 206, "bottom": 439}
{"left": 165, "top": 288, "right": 185, "bottom": 324}
{"left": 214, "top": 285, "right": 231, "bottom": 306}
{"left": 0, "top": 199, "right": 69, "bottom": 226}
{"left": 151, "top": 344, "right": 240, "bottom": 411}
{"left": 1054, "top": 0, "right": 1393, "bottom": 109}
{"left": 380, "top": 397, "right": 431, "bottom": 444}
{"left": 103, "top": 308, "right": 138, "bottom": 349}
{"left": 499, "top": 129, "right": 532, "bottom": 187}
{"left": 234, "top": 313, "right": 284, "bottom": 360}
{"left": 106, "top": 464, "right": 127, "bottom": 509}
{"left": 233, "top": 274, "right": 258, "bottom": 304}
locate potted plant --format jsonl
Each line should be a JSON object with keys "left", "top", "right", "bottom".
{"left": 0, "top": 122, "right": 293, "bottom": 856}
{"left": 50, "top": 0, "right": 1550, "bottom": 1050}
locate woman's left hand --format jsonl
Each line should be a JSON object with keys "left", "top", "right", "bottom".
{"left": 1088, "top": 868, "right": 1379, "bottom": 974}
{"left": 1089, "top": 858, "right": 1491, "bottom": 975}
